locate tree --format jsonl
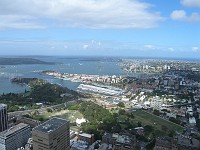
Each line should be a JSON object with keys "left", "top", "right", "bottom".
{"left": 137, "top": 121, "right": 142, "bottom": 127}
{"left": 169, "top": 117, "right": 181, "bottom": 125}
{"left": 117, "top": 102, "right": 125, "bottom": 108}
{"left": 32, "top": 110, "right": 39, "bottom": 116}
{"left": 146, "top": 139, "right": 156, "bottom": 150}
{"left": 8, "top": 105, "right": 19, "bottom": 112}
{"left": 168, "top": 130, "right": 175, "bottom": 137}
{"left": 39, "top": 117, "right": 44, "bottom": 122}
{"left": 153, "top": 109, "right": 160, "bottom": 116}
{"left": 118, "top": 109, "right": 126, "bottom": 115}
{"left": 46, "top": 108, "right": 53, "bottom": 113}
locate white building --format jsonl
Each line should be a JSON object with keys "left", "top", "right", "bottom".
{"left": 189, "top": 117, "right": 196, "bottom": 126}
{"left": 76, "top": 118, "right": 86, "bottom": 127}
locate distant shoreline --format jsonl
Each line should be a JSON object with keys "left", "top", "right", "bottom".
{"left": 0, "top": 57, "right": 55, "bottom": 65}
{"left": 1, "top": 55, "right": 200, "bottom": 62}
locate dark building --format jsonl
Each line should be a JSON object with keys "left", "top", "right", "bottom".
{"left": 0, "top": 123, "right": 31, "bottom": 150}
{"left": 102, "top": 132, "right": 136, "bottom": 150}
{"left": 78, "top": 133, "right": 94, "bottom": 145}
{"left": 154, "top": 136, "right": 178, "bottom": 150}
{"left": 0, "top": 104, "right": 8, "bottom": 132}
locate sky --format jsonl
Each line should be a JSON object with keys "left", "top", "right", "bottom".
{"left": 0, "top": 0, "right": 200, "bottom": 58}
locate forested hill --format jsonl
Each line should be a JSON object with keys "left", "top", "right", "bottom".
{"left": 0, "top": 57, "right": 54, "bottom": 65}
{"left": 0, "top": 78, "right": 83, "bottom": 112}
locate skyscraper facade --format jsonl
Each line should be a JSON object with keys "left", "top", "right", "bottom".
{"left": 0, "top": 104, "right": 8, "bottom": 132}
{"left": 0, "top": 123, "right": 31, "bottom": 150}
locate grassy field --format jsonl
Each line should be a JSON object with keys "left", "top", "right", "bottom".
{"left": 132, "top": 110, "right": 183, "bottom": 132}
{"left": 33, "top": 109, "right": 83, "bottom": 122}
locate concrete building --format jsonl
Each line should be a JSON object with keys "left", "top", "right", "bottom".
{"left": 0, "top": 123, "right": 31, "bottom": 150}
{"left": 0, "top": 104, "right": 8, "bottom": 132}
{"left": 78, "top": 133, "right": 94, "bottom": 145}
{"left": 32, "top": 117, "right": 70, "bottom": 150}
{"left": 174, "top": 134, "right": 200, "bottom": 150}
{"left": 189, "top": 117, "right": 196, "bottom": 126}
{"left": 154, "top": 136, "right": 178, "bottom": 150}
{"left": 113, "top": 134, "right": 135, "bottom": 150}
{"left": 102, "top": 133, "right": 135, "bottom": 150}
{"left": 102, "top": 132, "right": 115, "bottom": 145}
{"left": 150, "top": 98, "right": 163, "bottom": 110}
{"left": 16, "top": 117, "right": 40, "bottom": 128}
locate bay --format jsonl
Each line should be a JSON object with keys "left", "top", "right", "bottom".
{"left": 0, "top": 56, "right": 132, "bottom": 95}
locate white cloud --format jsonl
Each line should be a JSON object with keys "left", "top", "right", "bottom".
{"left": 0, "top": 15, "right": 44, "bottom": 30}
{"left": 83, "top": 44, "right": 89, "bottom": 49}
{"left": 144, "top": 44, "right": 159, "bottom": 50}
{"left": 170, "top": 10, "right": 200, "bottom": 22}
{"left": 0, "top": 0, "right": 163, "bottom": 29}
{"left": 181, "top": 0, "right": 200, "bottom": 7}
{"left": 192, "top": 46, "right": 199, "bottom": 52}
{"left": 64, "top": 45, "right": 68, "bottom": 49}
{"left": 168, "top": 47, "right": 174, "bottom": 52}
{"left": 170, "top": 10, "right": 187, "bottom": 20}
{"left": 91, "top": 40, "right": 101, "bottom": 47}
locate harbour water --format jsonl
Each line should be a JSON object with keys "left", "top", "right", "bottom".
{"left": 0, "top": 56, "right": 132, "bottom": 95}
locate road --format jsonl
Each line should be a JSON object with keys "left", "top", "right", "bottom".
{"left": 8, "top": 100, "right": 76, "bottom": 117}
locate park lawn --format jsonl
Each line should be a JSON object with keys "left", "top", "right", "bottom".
{"left": 70, "top": 126, "right": 80, "bottom": 132}
{"left": 33, "top": 109, "right": 83, "bottom": 122}
{"left": 60, "top": 110, "right": 83, "bottom": 122}
{"left": 132, "top": 110, "right": 183, "bottom": 132}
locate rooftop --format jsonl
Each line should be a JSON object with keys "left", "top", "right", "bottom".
{"left": 33, "top": 117, "right": 69, "bottom": 134}
{"left": 103, "top": 132, "right": 112, "bottom": 139}
{"left": 176, "top": 135, "right": 200, "bottom": 148}
{"left": 98, "top": 143, "right": 108, "bottom": 150}
{"left": 79, "top": 133, "right": 94, "bottom": 138}
{"left": 0, "top": 123, "right": 29, "bottom": 138}
{"left": 189, "top": 117, "right": 196, "bottom": 124}
{"left": 113, "top": 134, "right": 132, "bottom": 145}
{"left": 0, "top": 103, "right": 7, "bottom": 108}
{"left": 70, "top": 140, "right": 88, "bottom": 150}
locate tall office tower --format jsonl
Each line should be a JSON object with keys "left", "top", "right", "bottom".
{"left": 0, "top": 104, "right": 8, "bottom": 132}
{"left": 32, "top": 117, "right": 70, "bottom": 150}
{"left": 0, "top": 123, "right": 31, "bottom": 150}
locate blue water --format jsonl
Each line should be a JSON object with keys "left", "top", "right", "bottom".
{"left": 0, "top": 56, "right": 132, "bottom": 95}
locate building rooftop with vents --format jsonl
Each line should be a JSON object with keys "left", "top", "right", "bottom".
{"left": 32, "top": 117, "right": 70, "bottom": 150}
{"left": 0, "top": 104, "right": 7, "bottom": 108}
{"left": 33, "top": 117, "right": 69, "bottom": 134}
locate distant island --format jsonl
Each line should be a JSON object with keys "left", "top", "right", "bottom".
{"left": 58, "top": 56, "right": 122, "bottom": 62}
{"left": 79, "top": 57, "right": 122, "bottom": 62}
{"left": 0, "top": 57, "right": 55, "bottom": 65}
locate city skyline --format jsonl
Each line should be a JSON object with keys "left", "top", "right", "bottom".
{"left": 0, "top": 0, "right": 200, "bottom": 58}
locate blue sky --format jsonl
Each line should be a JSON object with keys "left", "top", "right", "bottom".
{"left": 0, "top": 0, "right": 200, "bottom": 58}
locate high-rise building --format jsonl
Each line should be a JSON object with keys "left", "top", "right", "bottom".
{"left": 0, "top": 123, "right": 31, "bottom": 150}
{"left": 0, "top": 104, "right": 8, "bottom": 132}
{"left": 32, "top": 117, "right": 70, "bottom": 150}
